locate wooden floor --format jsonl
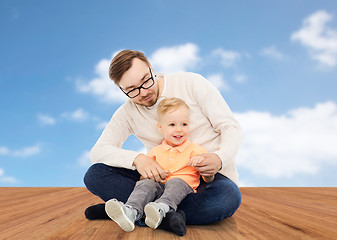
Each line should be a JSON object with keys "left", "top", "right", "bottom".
{"left": 0, "top": 187, "right": 336, "bottom": 240}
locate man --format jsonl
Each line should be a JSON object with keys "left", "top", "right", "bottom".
{"left": 84, "top": 50, "right": 242, "bottom": 233}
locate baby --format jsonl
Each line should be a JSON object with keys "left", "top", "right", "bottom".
{"left": 105, "top": 97, "right": 214, "bottom": 236}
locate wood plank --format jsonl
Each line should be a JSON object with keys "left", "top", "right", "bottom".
{"left": 236, "top": 188, "right": 337, "bottom": 240}
{"left": 0, "top": 187, "right": 336, "bottom": 239}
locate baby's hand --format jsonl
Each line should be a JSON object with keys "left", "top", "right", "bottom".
{"left": 188, "top": 156, "right": 205, "bottom": 167}
{"left": 160, "top": 171, "right": 171, "bottom": 183}
{"left": 140, "top": 170, "right": 171, "bottom": 183}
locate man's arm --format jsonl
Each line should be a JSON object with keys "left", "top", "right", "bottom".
{"left": 91, "top": 105, "right": 168, "bottom": 181}
{"left": 190, "top": 73, "right": 242, "bottom": 174}
{"left": 90, "top": 106, "right": 140, "bottom": 169}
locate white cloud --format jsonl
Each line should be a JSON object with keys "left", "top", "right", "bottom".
{"left": 0, "top": 144, "right": 41, "bottom": 158}
{"left": 205, "top": 73, "right": 246, "bottom": 92}
{"left": 235, "top": 101, "right": 337, "bottom": 179}
{"left": 61, "top": 108, "right": 90, "bottom": 122}
{"left": 77, "top": 151, "right": 91, "bottom": 167}
{"left": 0, "top": 147, "right": 9, "bottom": 155}
{"left": 76, "top": 44, "right": 247, "bottom": 104}
{"left": 38, "top": 109, "right": 96, "bottom": 126}
{"left": 76, "top": 44, "right": 201, "bottom": 103}
{"left": 96, "top": 121, "right": 108, "bottom": 130}
{"left": 238, "top": 180, "right": 255, "bottom": 187}
{"left": 150, "top": 43, "right": 201, "bottom": 74}
{"left": 0, "top": 175, "right": 18, "bottom": 184}
{"left": 261, "top": 46, "right": 284, "bottom": 59}
{"left": 234, "top": 74, "right": 247, "bottom": 83}
{"left": 291, "top": 10, "right": 337, "bottom": 67}
{"left": 76, "top": 58, "right": 126, "bottom": 103}
{"left": 37, "top": 114, "right": 56, "bottom": 126}
{"left": 0, "top": 168, "right": 18, "bottom": 184}
{"left": 212, "top": 48, "right": 241, "bottom": 67}
{"left": 207, "top": 74, "right": 230, "bottom": 91}
{"left": 12, "top": 144, "right": 41, "bottom": 158}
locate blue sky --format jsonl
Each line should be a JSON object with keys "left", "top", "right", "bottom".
{"left": 1, "top": 0, "right": 337, "bottom": 187}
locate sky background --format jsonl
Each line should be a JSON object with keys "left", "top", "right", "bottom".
{"left": 1, "top": 0, "right": 337, "bottom": 187}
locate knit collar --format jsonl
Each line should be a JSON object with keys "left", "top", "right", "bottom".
{"left": 160, "top": 139, "right": 191, "bottom": 153}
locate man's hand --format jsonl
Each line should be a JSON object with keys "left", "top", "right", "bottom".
{"left": 190, "top": 153, "right": 222, "bottom": 177}
{"left": 133, "top": 154, "right": 170, "bottom": 182}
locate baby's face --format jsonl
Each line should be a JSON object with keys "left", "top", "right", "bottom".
{"left": 158, "top": 106, "right": 190, "bottom": 147}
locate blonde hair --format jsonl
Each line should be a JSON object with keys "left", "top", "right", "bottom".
{"left": 157, "top": 97, "right": 190, "bottom": 122}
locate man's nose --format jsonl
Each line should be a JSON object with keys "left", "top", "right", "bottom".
{"left": 139, "top": 88, "right": 149, "bottom": 97}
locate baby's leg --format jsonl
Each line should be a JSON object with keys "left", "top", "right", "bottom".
{"left": 126, "top": 178, "right": 164, "bottom": 217}
{"left": 144, "top": 178, "right": 193, "bottom": 235}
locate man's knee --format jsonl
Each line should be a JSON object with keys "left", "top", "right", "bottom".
{"left": 84, "top": 163, "right": 101, "bottom": 183}
{"left": 84, "top": 163, "right": 142, "bottom": 202}
{"left": 83, "top": 163, "right": 108, "bottom": 189}
{"left": 212, "top": 178, "right": 241, "bottom": 218}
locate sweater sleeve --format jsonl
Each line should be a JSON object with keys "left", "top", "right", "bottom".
{"left": 190, "top": 73, "right": 242, "bottom": 169}
{"left": 90, "top": 105, "right": 139, "bottom": 170}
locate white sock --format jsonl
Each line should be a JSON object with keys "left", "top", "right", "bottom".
{"left": 125, "top": 205, "right": 138, "bottom": 222}
{"left": 158, "top": 202, "right": 170, "bottom": 213}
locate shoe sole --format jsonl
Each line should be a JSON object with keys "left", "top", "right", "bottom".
{"left": 105, "top": 200, "right": 135, "bottom": 232}
{"left": 144, "top": 203, "right": 162, "bottom": 229}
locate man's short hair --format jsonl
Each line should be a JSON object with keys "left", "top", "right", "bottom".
{"left": 157, "top": 97, "right": 190, "bottom": 122}
{"left": 109, "top": 50, "right": 150, "bottom": 85}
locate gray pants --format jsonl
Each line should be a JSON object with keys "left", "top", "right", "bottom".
{"left": 126, "top": 177, "right": 193, "bottom": 217}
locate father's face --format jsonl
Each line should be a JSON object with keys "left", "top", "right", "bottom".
{"left": 119, "top": 58, "right": 159, "bottom": 107}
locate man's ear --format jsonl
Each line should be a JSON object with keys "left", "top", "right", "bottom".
{"left": 157, "top": 123, "right": 163, "bottom": 134}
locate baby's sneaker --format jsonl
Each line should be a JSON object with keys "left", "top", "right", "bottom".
{"left": 105, "top": 199, "right": 136, "bottom": 232}
{"left": 144, "top": 202, "right": 166, "bottom": 229}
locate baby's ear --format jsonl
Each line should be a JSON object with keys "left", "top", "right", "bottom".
{"left": 157, "top": 123, "right": 163, "bottom": 134}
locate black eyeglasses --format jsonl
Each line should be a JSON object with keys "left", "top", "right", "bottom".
{"left": 120, "top": 68, "right": 155, "bottom": 98}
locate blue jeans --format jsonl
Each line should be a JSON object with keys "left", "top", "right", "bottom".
{"left": 84, "top": 163, "right": 241, "bottom": 225}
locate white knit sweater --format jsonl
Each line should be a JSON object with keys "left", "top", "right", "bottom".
{"left": 90, "top": 72, "right": 242, "bottom": 184}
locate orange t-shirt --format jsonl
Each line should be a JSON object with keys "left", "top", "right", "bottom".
{"left": 147, "top": 139, "right": 207, "bottom": 192}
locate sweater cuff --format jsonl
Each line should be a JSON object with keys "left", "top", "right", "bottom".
{"left": 214, "top": 150, "right": 225, "bottom": 172}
